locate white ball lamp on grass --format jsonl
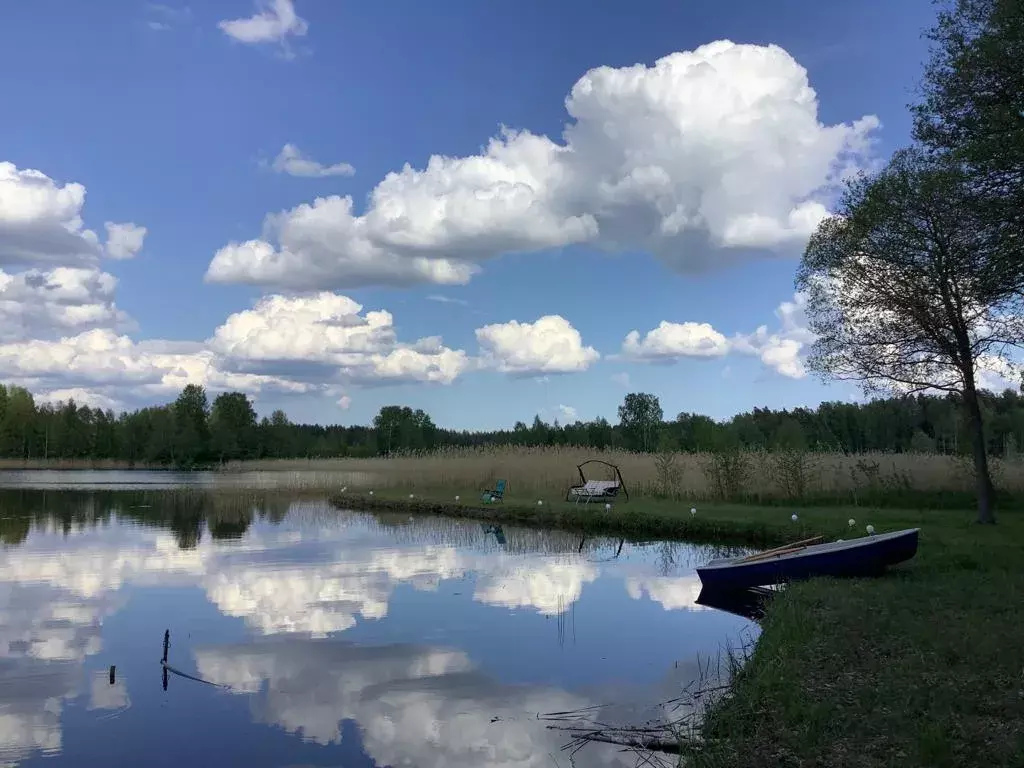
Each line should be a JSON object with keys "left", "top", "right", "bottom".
{"left": 690, "top": 507, "right": 697, "bottom": 516}
{"left": 866, "top": 524, "right": 876, "bottom": 535}
{"left": 537, "top": 500, "right": 544, "bottom": 506}
{"left": 848, "top": 518, "right": 856, "bottom": 527}
{"left": 369, "top": 490, "right": 374, "bottom": 496}
{"left": 791, "top": 513, "right": 799, "bottom": 522}
{"left": 455, "top": 495, "right": 460, "bottom": 502}
{"left": 605, "top": 503, "right": 612, "bottom": 510}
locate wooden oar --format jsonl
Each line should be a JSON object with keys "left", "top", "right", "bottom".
{"left": 738, "top": 536, "right": 823, "bottom": 564}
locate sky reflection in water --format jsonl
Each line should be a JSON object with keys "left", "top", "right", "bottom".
{"left": 0, "top": 491, "right": 756, "bottom": 767}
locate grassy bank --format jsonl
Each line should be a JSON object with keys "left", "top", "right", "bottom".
{"left": 328, "top": 489, "right": 1024, "bottom": 767}
{"left": 235, "top": 448, "right": 1024, "bottom": 509}
{"left": 9, "top": 450, "right": 1024, "bottom": 510}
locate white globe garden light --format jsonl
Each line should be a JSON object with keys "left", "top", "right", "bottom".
{"left": 791, "top": 514, "right": 799, "bottom": 522}
{"left": 866, "top": 524, "right": 876, "bottom": 535}
{"left": 455, "top": 495, "right": 460, "bottom": 501}
{"left": 848, "top": 518, "right": 856, "bottom": 527}
{"left": 605, "top": 503, "right": 611, "bottom": 510}
{"left": 537, "top": 500, "right": 543, "bottom": 506}
{"left": 690, "top": 507, "right": 696, "bottom": 516}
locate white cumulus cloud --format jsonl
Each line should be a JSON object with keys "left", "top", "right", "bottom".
{"left": 0, "top": 329, "right": 313, "bottom": 408}
{"left": 272, "top": 144, "right": 355, "bottom": 178}
{"left": 206, "top": 40, "right": 878, "bottom": 290}
{"left": 622, "top": 321, "right": 730, "bottom": 361}
{"left": 0, "top": 162, "right": 101, "bottom": 266}
{"left": 210, "top": 292, "right": 470, "bottom": 386}
{"left": 475, "top": 315, "right": 598, "bottom": 376}
{"left": 218, "top": 0, "right": 307, "bottom": 45}
{"left": 732, "top": 292, "right": 815, "bottom": 379}
{"left": 0, "top": 161, "right": 147, "bottom": 269}
{"left": 0, "top": 267, "right": 132, "bottom": 342}
{"left": 621, "top": 293, "right": 816, "bottom": 379}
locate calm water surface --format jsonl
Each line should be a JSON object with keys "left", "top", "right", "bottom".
{"left": 0, "top": 468, "right": 373, "bottom": 490}
{"left": 0, "top": 488, "right": 756, "bottom": 767}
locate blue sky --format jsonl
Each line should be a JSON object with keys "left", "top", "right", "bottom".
{"left": 0, "top": 0, "right": 950, "bottom": 429}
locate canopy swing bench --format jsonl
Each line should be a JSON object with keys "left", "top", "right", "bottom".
{"left": 565, "top": 459, "right": 629, "bottom": 505}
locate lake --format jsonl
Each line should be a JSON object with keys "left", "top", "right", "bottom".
{"left": 0, "top": 483, "right": 758, "bottom": 767}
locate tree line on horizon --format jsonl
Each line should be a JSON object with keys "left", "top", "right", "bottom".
{"left": 3, "top": 381, "right": 1024, "bottom": 467}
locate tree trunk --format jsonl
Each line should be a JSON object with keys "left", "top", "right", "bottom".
{"left": 962, "top": 381, "right": 996, "bottom": 524}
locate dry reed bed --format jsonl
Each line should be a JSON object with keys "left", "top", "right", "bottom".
{"left": 221, "top": 446, "right": 1024, "bottom": 500}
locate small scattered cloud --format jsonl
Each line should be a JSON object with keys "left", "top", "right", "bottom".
{"left": 147, "top": 3, "right": 192, "bottom": 30}
{"left": 336, "top": 394, "right": 352, "bottom": 410}
{"left": 271, "top": 144, "right": 355, "bottom": 179}
{"left": 611, "top": 372, "right": 631, "bottom": 388}
{"left": 732, "top": 293, "right": 815, "bottom": 379}
{"left": 218, "top": 0, "right": 307, "bottom": 52}
{"left": 555, "top": 404, "right": 578, "bottom": 422}
{"left": 426, "top": 295, "right": 469, "bottom": 307}
{"left": 103, "top": 222, "right": 147, "bottom": 260}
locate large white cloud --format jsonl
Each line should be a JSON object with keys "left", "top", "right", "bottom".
{"left": 0, "top": 267, "right": 132, "bottom": 343}
{"left": 206, "top": 195, "right": 481, "bottom": 289}
{"left": 0, "top": 278, "right": 472, "bottom": 406}
{"left": 210, "top": 292, "right": 470, "bottom": 385}
{"left": 206, "top": 41, "right": 878, "bottom": 290}
{"left": 475, "top": 315, "right": 599, "bottom": 376}
{"left": 0, "top": 162, "right": 144, "bottom": 268}
{"left": 0, "top": 328, "right": 314, "bottom": 409}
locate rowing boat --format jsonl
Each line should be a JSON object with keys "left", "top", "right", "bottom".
{"left": 696, "top": 528, "right": 920, "bottom": 590}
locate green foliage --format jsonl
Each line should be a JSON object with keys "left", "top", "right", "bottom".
{"left": 798, "top": 146, "right": 1024, "bottom": 522}
{"left": 210, "top": 392, "right": 258, "bottom": 462}
{"left": 6, "top": 382, "right": 1024, "bottom": 466}
{"left": 703, "top": 447, "right": 750, "bottom": 501}
{"left": 373, "top": 405, "right": 437, "bottom": 455}
{"left": 913, "top": 0, "right": 1024, "bottom": 254}
{"left": 617, "top": 392, "right": 663, "bottom": 451}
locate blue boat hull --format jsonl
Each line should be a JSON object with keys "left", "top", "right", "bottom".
{"left": 697, "top": 529, "right": 919, "bottom": 590}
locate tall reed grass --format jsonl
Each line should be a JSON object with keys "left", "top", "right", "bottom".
{"left": 222, "top": 445, "right": 1024, "bottom": 505}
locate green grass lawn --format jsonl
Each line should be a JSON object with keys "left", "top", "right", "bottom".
{"left": 330, "top": 488, "right": 1024, "bottom": 767}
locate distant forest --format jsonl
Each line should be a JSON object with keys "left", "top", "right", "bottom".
{"left": 2, "top": 381, "right": 1024, "bottom": 467}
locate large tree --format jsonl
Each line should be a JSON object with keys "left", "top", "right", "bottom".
{"left": 618, "top": 393, "right": 664, "bottom": 452}
{"left": 373, "top": 406, "right": 437, "bottom": 454}
{"left": 210, "top": 392, "right": 258, "bottom": 462}
{"left": 172, "top": 385, "right": 210, "bottom": 466}
{"left": 913, "top": 0, "right": 1024, "bottom": 251}
{"left": 798, "top": 148, "right": 1024, "bottom": 523}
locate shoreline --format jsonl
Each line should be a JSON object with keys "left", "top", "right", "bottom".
{"left": 327, "top": 491, "right": 818, "bottom": 547}
{"left": 328, "top": 490, "right": 1024, "bottom": 766}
